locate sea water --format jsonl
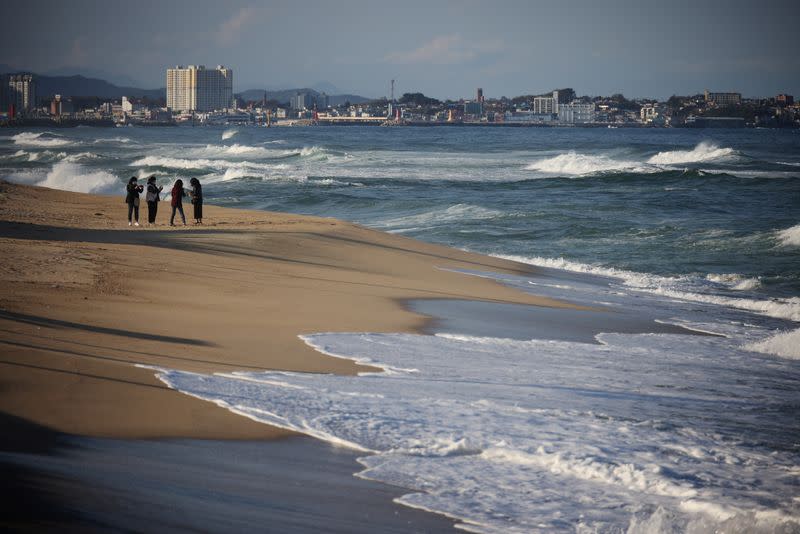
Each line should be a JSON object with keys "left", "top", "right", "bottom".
{"left": 2, "top": 126, "right": 799, "bottom": 532}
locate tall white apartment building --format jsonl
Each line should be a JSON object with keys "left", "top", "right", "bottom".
{"left": 8, "top": 74, "right": 36, "bottom": 112}
{"left": 533, "top": 96, "right": 556, "bottom": 114}
{"left": 166, "top": 65, "right": 233, "bottom": 112}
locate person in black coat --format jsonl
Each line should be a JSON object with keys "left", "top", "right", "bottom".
{"left": 125, "top": 176, "right": 144, "bottom": 227}
{"left": 170, "top": 179, "right": 187, "bottom": 226}
{"left": 145, "top": 175, "right": 164, "bottom": 225}
{"left": 189, "top": 177, "right": 203, "bottom": 224}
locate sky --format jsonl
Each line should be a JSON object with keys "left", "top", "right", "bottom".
{"left": 3, "top": 0, "right": 799, "bottom": 100}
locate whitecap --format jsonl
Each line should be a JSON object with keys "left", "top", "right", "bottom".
{"left": 4, "top": 161, "right": 119, "bottom": 194}
{"left": 525, "top": 151, "right": 648, "bottom": 176}
{"left": 379, "top": 204, "right": 504, "bottom": 228}
{"left": 776, "top": 224, "right": 800, "bottom": 247}
{"left": 745, "top": 328, "right": 800, "bottom": 359}
{"left": 495, "top": 254, "right": 800, "bottom": 322}
{"left": 12, "top": 131, "right": 72, "bottom": 148}
{"left": 706, "top": 273, "right": 761, "bottom": 291}
{"left": 647, "top": 142, "right": 737, "bottom": 165}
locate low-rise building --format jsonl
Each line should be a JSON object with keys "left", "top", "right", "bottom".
{"left": 533, "top": 96, "right": 556, "bottom": 115}
{"left": 704, "top": 90, "right": 741, "bottom": 107}
{"left": 558, "top": 102, "right": 596, "bottom": 124}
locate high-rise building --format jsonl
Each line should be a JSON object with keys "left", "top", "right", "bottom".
{"left": 166, "top": 65, "right": 233, "bottom": 112}
{"left": 477, "top": 88, "right": 484, "bottom": 103}
{"left": 290, "top": 92, "right": 308, "bottom": 110}
{"left": 8, "top": 74, "right": 36, "bottom": 113}
{"left": 776, "top": 94, "right": 794, "bottom": 106}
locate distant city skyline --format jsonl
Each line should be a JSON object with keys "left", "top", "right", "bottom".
{"left": 3, "top": 0, "right": 799, "bottom": 100}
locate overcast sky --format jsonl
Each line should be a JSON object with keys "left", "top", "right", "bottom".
{"left": 3, "top": 0, "right": 798, "bottom": 99}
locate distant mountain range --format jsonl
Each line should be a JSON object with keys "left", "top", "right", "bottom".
{"left": 0, "top": 67, "right": 164, "bottom": 99}
{"left": 0, "top": 66, "right": 371, "bottom": 106}
{"left": 237, "top": 88, "right": 371, "bottom": 107}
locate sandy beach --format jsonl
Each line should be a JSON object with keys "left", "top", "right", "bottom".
{"left": 0, "top": 181, "right": 581, "bottom": 529}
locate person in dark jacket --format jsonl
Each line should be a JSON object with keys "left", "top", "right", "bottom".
{"left": 145, "top": 175, "right": 163, "bottom": 226}
{"left": 189, "top": 177, "right": 203, "bottom": 224}
{"left": 170, "top": 179, "right": 187, "bottom": 226}
{"left": 125, "top": 176, "right": 144, "bottom": 227}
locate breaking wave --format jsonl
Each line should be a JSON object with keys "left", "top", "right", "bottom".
{"left": 705, "top": 273, "right": 761, "bottom": 291}
{"left": 130, "top": 155, "right": 270, "bottom": 172}
{"left": 525, "top": 152, "right": 647, "bottom": 176}
{"left": 647, "top": 142, "right": 738, "bottom": 165}
{"left": 92, "top": 136, "right": 131, "bottom": 144}
{"left": 378, "top": 204, "right": 505, "bottom": 229}
{"left": 745, "top": 327, "right": 800, "bottom": 359}
{"left": 525, "top": 143, "right": 740, "bottom": 177}
{"left": 12, "top": 131, "right": 72, "bottom": 148}
{"left": 776, "top": 224, "right": 800, "bottom": 247}
{"left": 187, "top": 144, "right": 274, "bottom": 159}
{"left": 494, "top": 254, "right": 800, "bottom": 323}
{"left": 221, "top": 128, "right": 238, "bottom": 140}
{"left": 4, "top": 161, "right": 119, "bottom": 194}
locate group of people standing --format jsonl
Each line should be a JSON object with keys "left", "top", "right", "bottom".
{"left": 125, "top": 176, "right": 203, "bottom": 227}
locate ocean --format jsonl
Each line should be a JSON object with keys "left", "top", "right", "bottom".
{"left": 2, "top": 125, "right": 799, "bottom": 532}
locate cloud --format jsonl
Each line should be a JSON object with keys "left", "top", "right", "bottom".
{"left": 216, "top": 6, "right": 262, "bottom": 46}
{"left": 385, "top": 34, "right": 503, "bottom": 65}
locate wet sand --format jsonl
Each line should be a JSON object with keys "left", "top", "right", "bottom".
{"left": 0, "top": 413, "right": 456, "bottom": 533}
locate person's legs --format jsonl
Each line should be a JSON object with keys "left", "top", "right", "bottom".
{"left": 133, "top": 205, "right": 139, "bottom": 224}
{"left": 127, "top": 202, "right": 134, "bottom": 225}
{"left": 178, "top": 204, "right": 186, "bottom": 225}
{"left": 148, "top": 201, "right": 157, "bottom": 224}
{"left": 170, "top": 205, "right": 176, "bottom": 225}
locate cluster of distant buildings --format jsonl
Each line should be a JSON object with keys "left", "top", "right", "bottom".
{"left": 1, "top": 65, "right": 798, "bottom": 129}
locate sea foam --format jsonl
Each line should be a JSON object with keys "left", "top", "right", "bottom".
{"left": 525, "top": 143, "right": 739, "bottom": 177}
{"left": 155, "top": 325, "right": 800, "bottom": 533}
{"left": 494, "top": 253, "right": 800, "bottom": 322}
{"left": 4, "top": 161, "right": 119, "bottom": 194}
{"left": 745, "top": 327, "right": 800, "bottom": 359}
{"left": 525, "top": 151, "right": 647, "bottom": 176}
{"left": 12, "top": 131, "right": 72, "bottom": 148}
{"left": 776, "top": 224, "right": 800, "bottom": 247}
{"left": 647, "top": 142, "right": 737, "bottom": 165}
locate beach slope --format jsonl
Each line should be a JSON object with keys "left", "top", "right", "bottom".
{"left": 0, "top": 181, "right": 576, "bottom": 439}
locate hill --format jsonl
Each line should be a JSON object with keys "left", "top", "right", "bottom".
{"left": 237, "top": 88, "right": 370, "bottom": 107}
{"left": 0, "top": 69, "right": 164, "bottom": 99}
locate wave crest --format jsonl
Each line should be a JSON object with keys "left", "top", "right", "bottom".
{"left": 4, "top": 161, "right": 119, "bottom": 194}
{"left": 495, "top": 253, "right": 800, "bottom": 323}
{"left": 745, "top": 328, "right": 800, "bottom": 360}
{"left": 647, "top": 142, "right": 737, "bottom": 165}
{"left": 12, "top": 131, "right": 72, "bottom": 148}
{"left": 525, "top": 143, "right": 740, "bottom": 177}
{"left": 776, "top": 224, "right": 800, "bottom": 247}
{"left": 525, "top": 152, "right": 646, "bottom": 176}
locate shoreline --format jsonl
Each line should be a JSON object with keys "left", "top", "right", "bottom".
{"left": 0, "top": 180, "right": 581, "bottom": 528}
{"left": 0, "top": 180, "right": 585, "bottom": 429}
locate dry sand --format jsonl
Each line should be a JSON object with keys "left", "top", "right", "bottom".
{"left": 0, "top": 181, "right": 581, "bottom": 439}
